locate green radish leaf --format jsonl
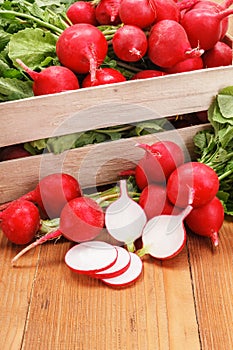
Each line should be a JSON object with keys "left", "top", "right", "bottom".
{"left": 217, "top": 94, "right": 233, "bottom": 119}
{"left": 218, "top": 125, "right": 233, "bottom": 148}
{"left": 0, "top": 76, "right": 33, "bottom": 101}
{"left": 8, "top": 28, "right": 57, "bottom": 69}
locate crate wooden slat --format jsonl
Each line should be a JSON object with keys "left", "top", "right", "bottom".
{"left": 1, "top": 65, "right": 233, "bottom": 147}
{"left": 0, "top": 124, "right": 210, "bottom": 204}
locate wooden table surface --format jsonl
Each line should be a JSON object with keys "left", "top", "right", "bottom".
{"left": 0, "top": 217, "right": 232, "bottom": 350}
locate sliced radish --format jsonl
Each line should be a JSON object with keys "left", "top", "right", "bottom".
{"left": 101, "top": 252, "right": 143, "bottom": 287}
{"left": 91, "top": 246, "right": 131, "bottom": 279}
{"left": 138, "top": 205, "right": 193, "bottom": 259}
{"left": 65, "top": 241, "right": 118, "bottom": 274}
{"left": 105, "top": 180, "right": 147, "bottom": 252}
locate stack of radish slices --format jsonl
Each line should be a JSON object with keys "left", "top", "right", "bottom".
{"left": 65, "top": 241, "right": 143, "bottom": 287}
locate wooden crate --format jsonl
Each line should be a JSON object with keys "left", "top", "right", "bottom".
{"left": 1, "top": 64, "right": 233, "bottom": 204}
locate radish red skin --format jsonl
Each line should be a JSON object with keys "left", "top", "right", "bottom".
{"left": 153, "top": 0, "right": 180, "bottom": 22}
{"left": 66, "top": 1, "right": 97, "bottom": 25}
{"left": 185, "top": 196, "right": 224, "bottom": 246}
{"left": 119, "top": 0, "right": 157, "bottom": 28}
{"left": 148, "top": 20, "right": 202, "bottom": 68}
{"left": 139, "top": 184, "right": 181, "bottom": 220}
{"left": 164, "top": 56, "right": 203, "bottom": 74}
{"left": 60, "top": 197, "right": 105, "bottom": 242}
{"left": 82, "top": 67, "right": 126, "bottom": 87}
{"left": 56, "top": 24, "right": 108, "bottom": 77}
{"left": 131, "top": 70, "right": 166, "bottom": 80}
{"left": 16, "top": 59, "right": 79, "bottom": 96}
{"left": 14, "top": 173, "right": 82, "bottom": 219}
{"left": 202, "top": 41, "right": 232, "bottom": 68}
{"left": 112, "top": 25, "right": 148, "bottom": 62}
{"left": 95, "top": 0, "right": 122, "bottom": 25}
{"left": 0, "top": 200, "right": 40, "bottom": 245}
{"left": 167, "top": 162, "right": 220, "bottom": 208}
{"left": 0, "top": 145, "right": 31, "bottom": 161}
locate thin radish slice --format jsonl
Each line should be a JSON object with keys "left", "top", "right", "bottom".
{"left": 91, "top": 246, "right": 131, "bottom": 279}
{"left": 65, "top": 241, "right": 118, "bottom": 274}
{"left": 101, "top": 252, "right": 143, "bottom": 287}
{"left": 138, "top": 205, "right": 193, "bottom": 259}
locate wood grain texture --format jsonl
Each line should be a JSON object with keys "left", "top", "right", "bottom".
{"left": 187, "top": 218, "right": 233, "bottom": 350}
{"left": 1, "top": 221, "right": 232, "bottom": 350}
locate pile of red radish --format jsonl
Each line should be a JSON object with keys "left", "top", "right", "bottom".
{"left": 15, "top": 0, "right": 233, "bottom": 95}
{"left": 0, "top": 138, "right": 225, "bottom": 287}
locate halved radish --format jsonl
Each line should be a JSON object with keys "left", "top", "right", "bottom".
{"left": 101, "top": 252, "right": 143, "bottom": 287}
{"left": 65, "top": 241, "right": 118, "bottom": 274}
{"left": 105, "top": 180, "right": 147, "bottom": 252}
{"left": 137, "top": 205, "right": 193, "bottom": 259}
{"left": 91, "top": 246, "right": 131, "bottom": 279}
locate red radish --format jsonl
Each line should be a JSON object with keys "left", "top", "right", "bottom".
{"left": 65, "top": 241, "right": 118, "bottom": 274}
{"left": 11, "top": 196, "right": 105, "bottom": 265}
{"left": 56, "top": 24, "right": 108, "bottom": 81}
{"left": 135, "top": 160, "right": 149, "bottom": 190}
{"left": 58, "top": 196, "right": 105, "bottom": 242}
{"left": 167, "top": 162, "right": 220, "bottom": 208}
{"left": 95, "top": 0, "right": 122, "bottom": 25}
{"left": 118, "top": 0, "right": 157, "bottom": 28}
{"left": 16, "top": 59, "right": 79, "bottom": 96}
{"left": 131, "top": 70, "right": 166, "bottom": 79}
{"left": 101, "top": 252, "right": 143, "bottom": 287}
{"left": 66, "top": 1, "right": 97, "bottom": 25}
{"left": 81, "top": 67, "right": 126, "bottom": 87}
{"left": 91, "top": 246, "right": 131, "bottom": 279}
{"left": 135, "top": 141, "right": 185, "bottom": 184}
{"left": 202, "top": 41, "right": 232, "bottom": 68}
{"left": 185, "top": 0, "right": 233, "bottom": 39}
{"left": 180, "top": 7, "right": 233, "bottom": 50}
{"left": 112, "top": 25, "right": 148, "bottom": 62}
{"left": 0, "top": 145, "right": 30, "bottom": 161}
{"left": 105, "top": 180, "right": 147, "bottom": 252}
{"left": 185, "top": 196, "right": 224, "bottom": 246}
{"left": 148, "top": 20, "right": 203, "bottom": 68}
{"left": 153, "top": 0, "right": 180, "bottom": 21}
{"left": 196, "top": 110, "right": 208, "bottom": 122}
{"left": 164, "top": 56, "right": 203, "bottom": 74}
{"left": 137, "top": 205, "right": 193, "bottom": 259}
{"left": 139, "top": 184, "right": 181, "bottom": 220}
{"left": 0, "top": 173, "right": 82, "bottom": 218}
{"left": 0, "top": 200, "right": 40, "bottom": 245}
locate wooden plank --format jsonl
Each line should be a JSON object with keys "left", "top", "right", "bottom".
{"left": 0, "top": 232, "right": 40, "bottom": 350}
{"left": 19, "top": 235, "right": 200, "bottom": 350}
{"left": 187, "top": 219, "right": 233, "bottom": 349}
{"left": 0, "top": 66, "right": 232, "bottom": 147}
{"left": 0, "top": 124, "right": 210, "bottom": 204}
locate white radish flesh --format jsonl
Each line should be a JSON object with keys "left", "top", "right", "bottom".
{"left": 91, "top": 246, "right": 131, "bottom": 279}
{"left": 139, "top": 205, "right": 193, "bottom": 259}
{"left": 65, "top": 241, "right": 118, "bottom": 274}
{"left": 101, "top": 252, "right": 143, "bottom": 287}
{"left": 105, "top": 180, "right": 147, "bottom": 251}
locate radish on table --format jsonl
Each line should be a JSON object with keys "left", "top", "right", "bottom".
{"left": 0, "top": 200, "right": 40, "bottom": 245}
{"left": 81, "top": 67, "right": 126, "bottom": 87}
{"left": 137, "top": 205, "right": 193, "bottom": 259}
{"left": 167, "top": 162, "right": 220, "bottom": 208}
{"left": 118, "top": 0, "right": 157, "bottom": 28}
{"left": 95, "top": 0, "right": 122, "bottom": 25}
{"left": 0, "top": 173, "right": 82, "bottom": 219}
{"left": 105, "top": 179, "right": 147, "bottom": 252}
{"left": 66, "top": 1, "right": 97, "bottom": 25}
{"left": 185, "top": 196, "right": 225, "bottom": 246}
{"left": 11, "top": 196, "right": 105, "bottom": 265}
{"left": 65, "top": 241, "right": 118, "bottom": 274}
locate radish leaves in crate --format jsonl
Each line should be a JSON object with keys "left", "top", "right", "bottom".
{"left": 194, "top": 86, "right": 233, "bottom": 216}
